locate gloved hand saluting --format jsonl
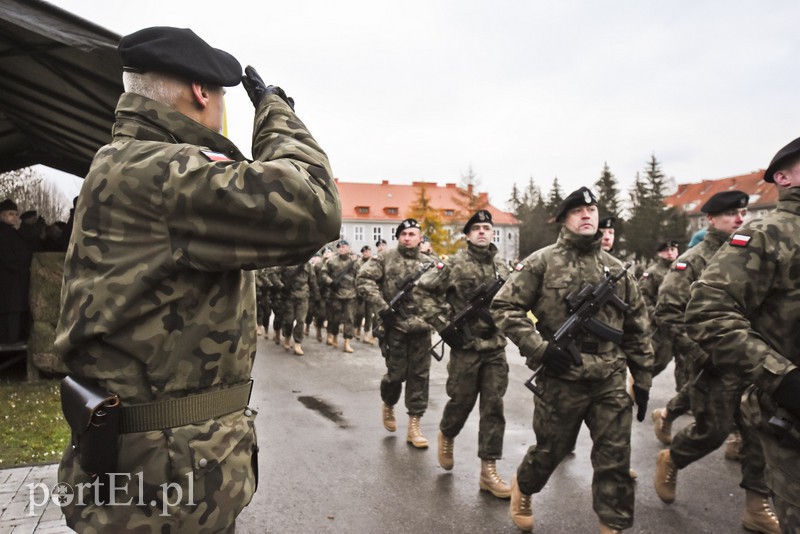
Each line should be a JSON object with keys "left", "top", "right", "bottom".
{"left": 241, "top": 65, "right": 295, "bottom": 110}
{"left": 632, "top": 384, "right": 649, "bottom": 422}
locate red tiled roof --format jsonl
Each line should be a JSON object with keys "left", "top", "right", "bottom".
{"left": 664, "top": 170, "right": 778, "bottom": 215}
{"left": 334, "top": 180, "right": 519, "bottom": 225}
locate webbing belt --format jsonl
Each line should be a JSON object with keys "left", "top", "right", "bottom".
{"left": 119, "top": 380, "right": 253, "bottom": 433}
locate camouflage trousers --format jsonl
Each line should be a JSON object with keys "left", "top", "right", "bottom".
{"left": 354, "top": 296, "right": 374, "bottom": 334}
{"left": 440, "top": 347, "right": 508, "bottom": 459}
{"left": 328, "top": 298, "right": 356, "bottom": 339}
{"left": 380, "top": 328, "right": 432, "bottom": 416}
{"left": 517, "top": 369, "right": 634, "bottom": 531}
{"left": 314, "top": 294, "right": 328, "bottom": 329}
{"left": 650, "top": 329, "right": 675, "bottom": 379}
{"left": 282, "top": 297, "right": 309, "bottom": 343}
{"left": 255, "top": 289, "right": 271, "bottom": 328}
{"left": 665, "top": 357, "right": 703, "bottom": 420}
{"left": 59, "top": 409, "right": 258, "bottom": 533}
{"left": 670, "top": 372, "right": 769, "bottom": 495}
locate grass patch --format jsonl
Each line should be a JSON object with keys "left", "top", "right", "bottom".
{"left": 0, "top": 379, "right": 69, "bottom": 467}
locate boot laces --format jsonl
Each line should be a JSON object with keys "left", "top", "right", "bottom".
{"left": 664, "top": 461, "right": 677, "bottom": 484}
{"left": 409, "top": 416, "right": 421, "bottom": 436}
{"left": 485, "top": 462, "right": 502, "bottom": 484}
{"left": 442, "top": 436, "right": 453, "bottom": 455}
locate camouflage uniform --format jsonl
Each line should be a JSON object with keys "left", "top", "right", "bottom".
{"left": 416, "top": 242, "right": 510, "bottom": 459}
{"left": 656, "top": 227, "right": 769, "bottom": 495}
{"left": 354, "top": 256, "right": 375, "bottom": 338}
{"left": 491, "top": 227, "right": 653, "bottom": 531}
{"left": 321, "top": 253, "right": 358, "bottom": 340}
{"left": 686, "top": 187, "right": 800, "bottom": 530}
{"left": 313, "top": 256, "right": 329, "bottom": 334}
{"left": 54, "top": 91, "right": 341, "bottom": 532}
{"left": 357, "top": 246, "right": 433, "bottom": 415}
{"left": 639, "top": 257, "right": 676, "bottom": 378}
{"left": 255, "top": 267, "right": 282, "bottom": 333}
{"left": 280, "top": 262, "right": 317, "bottom": 344}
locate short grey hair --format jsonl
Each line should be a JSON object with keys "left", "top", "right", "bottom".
{"left": 122, "top": 71, "right": 183, "bottom": 106}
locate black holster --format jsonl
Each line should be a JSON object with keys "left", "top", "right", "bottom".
{"left": 60, "top": 376, "right": 121, "bottom": 476}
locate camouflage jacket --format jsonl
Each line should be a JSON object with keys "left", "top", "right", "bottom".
{"left": 320, "top": 253, "right": 359, "bottom": 299}
{"left": 55, "top": 92, "right": 341, "bottom": 403}
{"left": 314, "top": 258, "right": 328, "bottom": 299}
{"left": 638, "top": 257, "right": 671, "bottom": 320}
{"left": 356, "top": 245, "right": 434, "bottom": 334}
{"left": 280, "top": 262, "right": 317, "bottom": 300}
{"left": 416, "top": 242, "right": 509, "bottom": 352}
{"left": 255, "top": 267, "right": 282, "bottom": 291}
{"left": 686, "top": 187, "right": 800, "bottom": 395}
{"left": 491, "top": 227, "right": 654, "bottom": 387}
{"left": 653, "top": 226, "right": 728, "bottom": 363}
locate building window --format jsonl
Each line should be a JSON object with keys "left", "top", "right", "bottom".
{"left": 354, "top": 226, "right": 364, "bottom": 241}
{"left": 493, "top": 229, "right": 501, "bottom": 243}
{"left": 356, "top": 206, "right": 369, "bottom": 214}
{"left": 444, "top": 209, "right": 454, "bottom": 216}
{"left": 373, "top": 226, "right": 382, "bottom": 242}
{"left": 385, "top": 207, "right": 398, "bottom": 215}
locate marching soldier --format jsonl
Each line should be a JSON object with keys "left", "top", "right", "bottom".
{"left": 313, "top": 247, "right": 333, "bottom": 342}
{"left": 354, "top": 245, "right": 376, "bottom": 344}
{"left": 639, "top": 239, "right": 679, "bottom": 381}
{"left": 321, "top": 240, "right": 358, "bottom": 353}
{"left": 598, "top": 216, "right": 616, "bottom": 253}
{"left": 491, "top": 187, "right": 653, "bottom": 533}
{"left": 357, "top": 218, "right": 435, "bottom": 448}
{"left": 54, "top": 27, "right": 341, "bottom": 532}
{"left": 416, "top": 210, "right": 512, "bottom": 499}
{"left": 280, "top": 260, "right": 318, "bottom": 356}
{"left": 684, "top": 138, "right": 800, "bottom": 531}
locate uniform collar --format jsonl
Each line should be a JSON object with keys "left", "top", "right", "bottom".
{"left": 397, "top": 244, "right": 420, "bottom": 259}
{"left": 466, "top": 241, "right": 497, "bottom": 261}
{"left": 558, "top": 226, "right": 601, "bottom": 254}
{"left": 777, "top": 186, "right": 800, "bottom": 216}
{"left": 704, "top": 226, "right": 730, "bottom": 248}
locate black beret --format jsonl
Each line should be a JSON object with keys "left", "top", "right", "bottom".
{"left": 336, "top": 239, "right": 349, "bottom": 248}
{"left": 555, "top": 187, "right": 597, "bottom": 222}
{"left": 361, "top": 245, "right": 371, "bottom": 253}
{"left": 598, "top": 216, "right": 615, "bottom": 229}
{"left": 395, "top": 218, "right": 421, "bottom": 238}
{"left": 375, "top": 239, "right": 387, "bottom": 247}
{"left": 20, "top": 210, "right": 37, "bottom": 220}
{"left": 764, "top": 136, "right": 800, "bottom": 183}
{"left": 657, "top": 240, "right": 679, "bottom": 252}
{"left": 0, "top": 199, "right": 17, "bottom": 212}
{"left": 119, "top": 27, "right": 242, "bottom": 87}
{"left": 700, "top": 190, "right": 749, "bottom": 215}
{"left": 462, "top": 209, "right": 493, "bottom": 234}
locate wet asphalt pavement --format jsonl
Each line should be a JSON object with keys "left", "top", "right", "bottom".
{"left": 238, "top": 332, "right": 754, "bottom": 533}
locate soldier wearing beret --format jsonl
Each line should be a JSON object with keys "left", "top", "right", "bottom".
{"left": 354, "top": 245, "right": 376, "bottom": 344}
{"left": 651, "top": 191, "right": 779, "bottom": 532}
{"left": 321, "top": 240, "right": 359, "bottom": 353}
{"left": 682, "top": 138, "right": 800, "bottom": 531}
{"left": 376, "top": 238, "right": 388, "bottom": 254}
{"left": 279, "top": 259, "right": 318, "bottom": 356}
{"left": 491, "top": 187, "right": 653, "bottom": 533}
{"left": 598, "top": 216, "right": 616, "bottom": 253}
{"left": 54, "top": 26, "right": 341, "bottom": 532}
{"left": 416, "top": 209, "right": 513, "bottom": 499}
{"left": 357, "top": 218, "right": 436, "bottom": 449}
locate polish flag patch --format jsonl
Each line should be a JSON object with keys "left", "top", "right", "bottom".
{"left": 730, "top": 234, "right": 752, "bottom": 247}
{"left": 436, "top": 262, "right": 445, "bottom": 270}
{"left": 674, "top": 262, "right": 687, "bottom": 271}
{"left": 200, "top": 150, "right": 233, "bottom": 162}
{"left": 515, "top": 262, "right": 524, "bottom": 271}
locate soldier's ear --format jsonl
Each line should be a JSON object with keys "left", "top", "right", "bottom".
{"left": 190, "top": 82, "right": 210, "bottom": 110}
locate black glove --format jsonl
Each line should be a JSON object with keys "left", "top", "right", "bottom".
{"left": 378, "top": 308, "right": 396, "bottom": 329}
{"left": 439, "top": 327, "right": 466, "bottom": 350}
{"left": 241, "top": 66, "right": 295, "bottom": 110}
{"left": 632, "top": 384, "right": 649, "bottom": 422}
{"left": 541, "top": 342, "right": 572, "bottom": 375}
{"left": 773, "top": 369, "right": 800, "bottom": 420}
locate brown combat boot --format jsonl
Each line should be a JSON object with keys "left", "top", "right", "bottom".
{"left": 406, "top": 415, "right": 428, "bottom": 448}
{"left": 326, "top": 333, "right": 334, "bottom": 346}
{"left": 741, "top": 490, "right": 780, "bottom": 534}
{"left": 654, "top": 449, "right": 678, "bottom": 503}
{"left": 355, "top": 327, "right": 361, "bottom": 341}
{"left": 382, "top": 403, "right": 396, "bottom": 432}
{"left": 652, "top": 408, "right": 673, "bottom": 445}
{"left": 510, "top": 476, "right": 533, "bottom": 531}
{"left": 480, "top": 459, "right": 511, "bottom": 499}
{"left": 599, "top": 523, "right": 621, "bottom": 534}
{"left": 293, "top": 343, "right": 304, "bottom": 356}
{"left": 437, "top": 432, "right": 454, "bottom": 470}
{"left": 725, "top": 431, "right": 743, "bottom": 461}
{"left": 316, "top": 326, "right": 323, "bottom": 342}
{"left": 343, "top": 339, "right": 354, "bottom": 353}
{"left": 273, "top": 330, "right": 281, "bottom": 345}
{"left": 283, "top": 336, "right": 292, "bottom": 351}
{"left": 256, "top": 325, "right": 266, "bottom": 337}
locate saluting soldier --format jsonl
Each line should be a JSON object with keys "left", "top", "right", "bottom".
{"left": 684, "top": 138, "right": 800, "bottom": 531}
{"left": 280, "top": 260, "right": 318, "bottom": 356}
{"left": 357, "top": 218, "right": 435, "bottom": 448}
{"left": 651, "top": 191, "right": 779, "bottom": 533}
{"left": 491, "top": 187, "right": 653, "bottom": 533}
{"left": 416, "top": 210, "right": 512, "bottom": 499}
{"left": 54, "top": 27, "right": 341, "bottom": 532}
{"left": 321, "top": 239, "right": 359, "bottom": 353}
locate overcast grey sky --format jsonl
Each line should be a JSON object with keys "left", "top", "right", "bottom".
{"left": 46, "top": 0, "right": 800, "bottom": 210}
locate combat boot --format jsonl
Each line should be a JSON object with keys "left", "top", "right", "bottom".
{"left": 652, "top": 408, "right": 673, "bottom": 445}
{"left": 510, "top": 476, "right": 533, "bottom": 531}
{"left": 304, "top": 324, "right": 310, "bottom": 336}
{"left": 293, "top": 343, "right": 304, "bottom": 356}
{"left": 480, "top": 459, "right": 511, "bottom": 499}
{"left": 599, "top": 523, "right": 621, "bottom": 534}
{"left": 273, "top": 330, "right": 280, "bottom": 345}
{"left": 355, "top": 327, "right": 361, "bottom": 341}
{"left": 283, "top": 336, "right": 292, "bottom": 351}
{"left": 382, "top": 403, "right": 396, "bottom": 432}
{"left": 363, "top": 331, "right": 373, "bottom": 344}
{"left": 406, "top": 415, "right": 428, "bottom": 448}
{"left": 256, "top": 325, "right": 266, "bottom": 337}
{"left": 316, "top": 326, "right": 323, "bottom": 342}
{"left": 654, "top": 449, "right": 678, "bottom": 503}
{"left": 326, "top": 333, "right": 334, "bottom": 346}
{"left": 725, "top": 431, "right": 743, "bottom": 461}
{"left": 741, "top": 490, "right": 780, "bottom": 534}
{"left": 330, "top": 334, "right": 338, "bottom": 348}
{"left": 437, "top": 432, "right": 454, "bottom": 470}
{"left": 343, "top": 338, "right": 354, "bottom": 353}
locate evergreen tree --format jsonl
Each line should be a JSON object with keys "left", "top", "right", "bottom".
{"left": 406, "top": 184, "right": 460, "bottom": 255}
{"left": 545, "top": 177, "right": 563, "bottom": 217}
{"left": 595, "top": 162, "right": 622, "bottom": 218}
{"left": 507, "top": 176, "right": 559, "bottom": 258}
{"left": 644, "top": 154, "right": 667, "bottom": 204}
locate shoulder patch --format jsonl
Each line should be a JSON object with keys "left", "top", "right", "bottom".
{"left": 514, "top": 262, "right": 524, "bottom": 271}
{"left": 641, "top": 272, "right": 649, "bottom": 278}
{"left": 200, "top": 149, "right": 233, "bottom": 162}
{"left": 730, "top": 234, "right": 751, "bottom": 247}
{"left": 674, "top": 262, "right": 688, "bottom": 271}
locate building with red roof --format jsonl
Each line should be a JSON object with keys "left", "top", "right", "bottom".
{"left": 664, "top": 170, "right": 777, "bottom": 234}
{"left": 333, "top": 180, "right": 520, "bottom": 260}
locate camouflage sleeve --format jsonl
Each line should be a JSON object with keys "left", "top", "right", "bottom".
{"left": 654, "top": 264, "right": 704, "bottom": 362}
{"left": 356, "top": 254, "right": 387, "bottom": 311}
{"left": 415, "top": 262, "right": 451, "bottom": 331}
{"left": 319, "top": 260, "right": 333, "bottom": 287}
{"left": 490, "top": 257, "right": 545, "bottom": 362}
{"left": 620, "top": 272, "right": 655, "bottom": 389}
{"left": 686, "top": 228, "right": 796, "bottom": 394}
{"left": 307, "top": 263, "right": 319, "bottom": 299}
{"left": 638, "top": 270, "right": 658, "bottom": 319}
{"left": 163, "top": 94, "right": 342, "bottom": 271}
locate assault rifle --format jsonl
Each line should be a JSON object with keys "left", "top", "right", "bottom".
{"left": 373, "top": 261, "right": 435, "bottom": 338}
{"left": 430, "top": 276, "right": 506, "bottom": 361}
{"left": 525, "top": 262, "right": 633, "bottom": 397}
{"left": 329, "top": 259, "right": 357, "bottom": 291}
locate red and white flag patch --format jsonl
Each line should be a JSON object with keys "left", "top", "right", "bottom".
{"left": 436, "top": 262, "right": 445, "bottom": 270}
{"left": 730, "top": 234, "right": 751, "bottom": 247}
{"left": 200, "top": 150, "right": 233, "bottom": 162}
{"left": 515, "top": 262, "right": 524, "bottom": 271}
{"left": 674, "top": 262, "right": 687, "bottom": 271}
